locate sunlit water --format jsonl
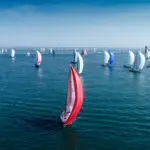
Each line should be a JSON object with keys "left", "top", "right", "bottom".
{"left": 0, "top": 50, "right": 150, "bottom": 150}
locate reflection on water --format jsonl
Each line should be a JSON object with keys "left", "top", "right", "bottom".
{"left": 36, "top": 67, "right": 44, "bottom": 86}
{"left": 36, "top": 68, "right": 44, "bottom": 78}
{"left": 130, "top": 71, "right": 146, "bottom": 86}
{"left": 22, "top": 116, "right": 63, "bottom": 131}
{"left": 62, "top": 126, "right": 79, "bottom": 150}
{"left": 104, "top": 66, "right": 113, "bottom": 77}
{"left": 11, "top": 57, "right": 15, "bottom": 62}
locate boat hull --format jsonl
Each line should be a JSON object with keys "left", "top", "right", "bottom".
{"left": 71, "top": 61, "right": 78, "bottom": 64}
{"left": 35, "top": 64, "right": 40, "bottom": 68}
{"left": 102, "top": 64, "right": 108, "bottom": 67}
{"left": 124, "top": 65, "right": 131, "bottom": 68}
{"left": 129, "top": 69, "right": 141, "bottom": 73}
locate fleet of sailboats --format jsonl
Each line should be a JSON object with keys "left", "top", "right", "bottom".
{"left": 0, "top": 47, "right": 149, "bottom": 126}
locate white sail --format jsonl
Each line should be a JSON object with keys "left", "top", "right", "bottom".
{"left": 49, "top": 48, "right": 53, "bottom": 54}
{"left": 11, "top": 49, "right": 15, "bottom": 58}
{"left": 132, "top": 51, "right": 145, "bottom": 70}
{"left": 73, "top": 51, "right": 78, "bottom": 63}
{"left": 77, "top": 52, "right": 84, "bottom": 74}
{"left": 129, "top": 50, "right": 135, "bottom": 66}
{"left": 1, "top": 48, "right": 4, "bottom": 54}
{"left": 146, "top": 50, "right": 150, "bottom": 59}
{"left": 104, "top": 50, "right": 110, "bottom": 64}
{"left": 84, "top": 49, "right": 87, "bottom": 55}
{"left": 36, "top": 50, "right": 42, "bottom": 65}
{"left": 27, "top": 52, "right": 30, "bottom": 56}
{"left": 139, "top": 51, "right": 145, "bottom": 70}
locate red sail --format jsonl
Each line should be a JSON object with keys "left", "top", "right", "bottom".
{"left": 81, "top": 49, "right": 85, "bottom": 55}
{"left": 60, "top": 66, "right": 84, "bottom": 126}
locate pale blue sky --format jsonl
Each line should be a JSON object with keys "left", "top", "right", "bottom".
{"left": 0, "top": 0, "right": 150, "bottom": 47}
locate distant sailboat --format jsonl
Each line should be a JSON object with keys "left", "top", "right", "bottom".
{"left": 35, "top": 50, "right": 42, "bottom": 68}
{"left": 129, "top": 51, "right": 145, "bottom": 72}
{"left": 1, "top": 48, "right": 4, "bottom": 54}
{"left": 77, "top": 52, "right": 84, "bottom": 74}
{"left": 60, "top": 66, "right": 84, "bottom": 126}
{"left": 49, "top": 48, "right": 53, "bottom": 54}
{"left": 26, "top": 52, "right": 30, "bottom": 56}
{"left": 11, "top": 49, "right": 15, "bottom": 58}
{"left": 145, "top": 50, "right": 150, "bottom": 59}
{"left": 102, "top": 50, "right": 110, "bottom": 66}
{"left": 40, "top": 48, "right": 45, "bottom": 53}
{"left": 52, "top": 49, "right": 55, "bottom": 56}
{"left": 71, "top": 49, "right": 78, "bottom": 64}
{"left": 109, "top": 51, "right": 114, "bottom": 66}
{"left": 81, "top": 49, "right": 87, "bottom": 56}
{"left": 124, "top": 50, "right": 135, "bottom": 68}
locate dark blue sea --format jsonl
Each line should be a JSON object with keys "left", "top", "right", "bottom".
{"left": 0, "top": 48, "right": 150, "bottom": 150}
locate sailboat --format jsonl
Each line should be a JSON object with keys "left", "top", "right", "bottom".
{"left": 71, "top": 49, "right": 78, "bottom": 64}
{"left": 102, "top": 50, "right": 110, "bottom": 66}
{"left": 49, "top": 48, "right": 53, "bottom": 54}
{"left": 77, "top": 52, "right": 84, "bottom": 74}
{"left": 52, "top": 49, "right": 55, "bottom": 56}
{"left": 81, "top": 49, "right": 87, "bottom": 56}
{"left": 109, "top": 51, "right": 114, "bottom": 66}
{"left": 35, "top": 50, "right": 42, "bottom": 68}
{"left": 60, "top": 66, "right": 84, "bottom": 126}
{"left": 124, "top": 50, "right": 135, "bottom": 68}
{"left": 145, "top": 50, "right": 150, "bottom": 59}
{"left": 1, "top": 48, "right": 4, "bottom": 54}
{"left": 11, "top": 49, "right": 15, "bottom": 58}
{"left": 129, "top": 51, "right": 145, "bottom": 72}
{"left": 26, "top": 52, "right": 30, "bottom": 56}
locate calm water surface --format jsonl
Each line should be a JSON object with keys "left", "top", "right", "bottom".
{"left": 0, "top": 51, "right": 150, "bottom": 150}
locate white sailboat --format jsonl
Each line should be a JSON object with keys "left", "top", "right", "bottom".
{"left": 71, "top": 49, "right": 78, "bottom": 64}
{"left": 103, "top": 50, "right": 110, "bottom": 66}
{"left": 49, "top": 48, "right": 53, "bottom": 54}
{"left": 129, "top": 51, "right": 145, "bottom": 72}
{"left": 35, "top": 50, "right": 42, "bottom": 68}
{"left": 124, "top": 50, "right": 135, "bottom": 68}
{"left": 11, "top": 49, "right": 15, "bottom": 58}
{"left": 26, "top": 52, "right": 30, "bottom": 56}
{"left": 77, "top": 52, "right": 84, "bottom": 74}
{"left": 93, "top": 48, "right": 96, "bottom": 53}
{"left": 145, "top": 50, "right": 150, "bottom": 59}
{"left": 1, "top": 48, "right": 4, "bottom": 54}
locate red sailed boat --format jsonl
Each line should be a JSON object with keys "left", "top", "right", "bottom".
{"left": 81, "top": 49, "right": 87, "bottom": 56}
{"left": 60, "top": 66, "right": 84, "bottom": 126}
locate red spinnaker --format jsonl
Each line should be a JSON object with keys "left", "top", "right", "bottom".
{"left": 60, "top": 66, "right": 84, "bottom": 126}
{"left": 81, "top": 49, "right": 85, "bottom": 56}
